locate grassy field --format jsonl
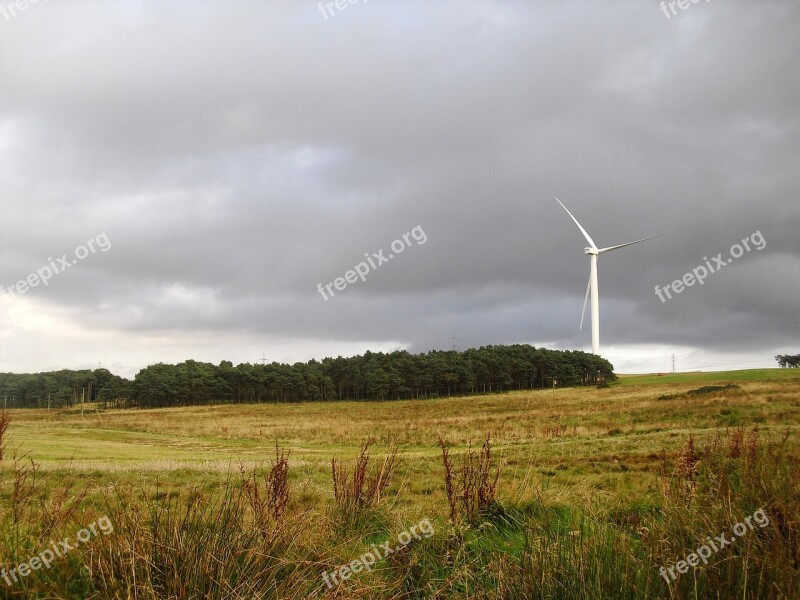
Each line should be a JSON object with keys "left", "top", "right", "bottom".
{"left": 1, "top": 369, "right": 799, "bottom": 598}
{"left": 616, "top": 368, "right": 800, "bottom": 386}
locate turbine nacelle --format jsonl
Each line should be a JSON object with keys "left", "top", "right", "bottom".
{"left": 584, "top": 247, "right": 598, "bottom": 255}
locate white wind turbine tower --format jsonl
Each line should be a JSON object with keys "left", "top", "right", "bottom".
{"left": 556, "top": 197, "right": 661, "bottom": 356}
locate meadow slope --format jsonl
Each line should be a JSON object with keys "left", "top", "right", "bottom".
{"left": 1, "top": 369, "right": 798, "bottom": 598}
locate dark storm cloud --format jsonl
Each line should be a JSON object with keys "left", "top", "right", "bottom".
{"left": 0, "top": 0, "right": 798, "bottom": 373}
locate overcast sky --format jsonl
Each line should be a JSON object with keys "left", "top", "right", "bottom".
{"left": 0, "top": 0, "right": 798, "bottom": 378}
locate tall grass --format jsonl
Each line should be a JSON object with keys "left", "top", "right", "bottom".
{"left": 438, "top": 434, "right": 502, "bottom": 525}
{"left": 331, "top": 440, "right": 400, "bottom": 514}
{"left": 0, "top": 410, "right": 10, "bottom": 462}
{"left": 490, "top": 426, "right": 800, "bottom": 599}
{"left": 390, "top": 427, "right": 800, "bottom": 599}
{"left": 241, "top": 442, "right": 291, "bottom": 530}
{"left": 0, "top": 426, "right": 797, "bottom": 598}
{"left": 91, "top": 481, "right": 318, "bottom": 599}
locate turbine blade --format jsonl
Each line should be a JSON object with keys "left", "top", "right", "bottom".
{"left": 580, "top": 273, "right": 591, "bottom": 331}
{"left": 556, "top": 197, "right": 597, "bottom": 249}
{"left": 597, "top": 233, "right": 664, "bottom": 254}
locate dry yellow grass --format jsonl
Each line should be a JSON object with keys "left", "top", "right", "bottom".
{"left": 3, "top": 372, "right": 798, "bottom": 518}
{"left": 2, "top": 370, "right": 799, "bottom": 598}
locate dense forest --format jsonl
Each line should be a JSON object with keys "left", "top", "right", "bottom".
{"left": 0, "top": 345, "right": 615, "bottom": 409}
{"left": 0, "top": 368, "right": 129, "bottom": 409}
{"left": 776, "top": 354, "right": 800, "bottom": 368}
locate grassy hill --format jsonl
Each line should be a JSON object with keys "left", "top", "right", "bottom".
{"left": 1, "top": 369, "right": 798, "bottom": 598}
{"left": 618, "top": 367, "right": 800, "bottom": 386}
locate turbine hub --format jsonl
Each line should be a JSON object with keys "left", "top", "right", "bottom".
{"left": 584, "top": 247, "right": 599, "bottom": 255}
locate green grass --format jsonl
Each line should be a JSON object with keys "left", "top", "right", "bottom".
{"left": 617, "top": 368, "right": 800, "bottom": 386}
{"left": 1, "top": 368, "right": 799, "bottom": 598}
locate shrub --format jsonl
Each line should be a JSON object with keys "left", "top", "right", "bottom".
{"left": 92, "top": 481, "right": 316, "bottom": 599}
{"left": 438, "top": 433, "right": 502, "bottom": 525}
{"left": 241, "top": 442, "right": 291, "bottom": 532}
{"left": 659, "top": 383, "right": 741, "bottom": 400}
{"left": 331, "top": 439, "right": 400, "bottom": 514}
{"left": 0, "top": 410, "right": 10, "bottom": 461}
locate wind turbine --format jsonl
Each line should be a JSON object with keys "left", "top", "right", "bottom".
{"left": 556, "top": 197, "right": 660, "bottom": 356}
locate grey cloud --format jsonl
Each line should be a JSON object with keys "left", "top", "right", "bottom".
{"left": 0, "top": 0, "right": 797, "bottom": 374}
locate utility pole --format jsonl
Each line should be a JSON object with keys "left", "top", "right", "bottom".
{"left": 259, "top": 354, "right": 267, "bottom": 365}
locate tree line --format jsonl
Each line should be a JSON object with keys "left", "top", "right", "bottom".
{"left": 0, "top": 368, "right": 129, "bottom": 409}
{"left": 775, "top": 354, "right": 800, "bottom": 368}
{"left": 0, "top": 345, "right": 616, "bottom": 409}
